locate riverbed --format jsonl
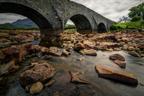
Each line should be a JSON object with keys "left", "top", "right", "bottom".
{"left": 2, "top": 50, "right": 144, "bottom": 96}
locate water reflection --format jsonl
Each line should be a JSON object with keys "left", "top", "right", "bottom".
{"left": 2, "top": 51, "right": 144, "bottom": 96}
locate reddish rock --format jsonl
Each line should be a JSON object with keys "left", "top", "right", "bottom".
{"left": 80, "top": 49, "right": 97, "bottom": 56}
{"left": 83, "top": 40, "right": 95, "bottom": 49}
{"left": 19, "top": 62, "right": 56, "bottom": 86}
{"left": 109, "top": 54, "right": 125, "bottom": 61}
{"left": 69, "top": 71, "right": 89, "bottom": 84}
{"left": 45, "top": 79, "right": 55, "bottom": 87}
{"left": 62, "top": 49, "right": 71, "bottom": 56}
{"left": 48, "top": 47, "right": 62, "bottom": 56}
{"left": 2, "top": 46, "right": 19, "bottom": 57}
{"left": 74, "top": 42, "right": 85, "bottom": 51}
{"left": 113, "top": 60, "right": 126, "bottom": 68}
{"left": 109, "top": 54, "right": 126, "bottom": 68}
{"left": 29, "top": 45, "right": 41, "bottom": 53}
{"left": 95, "top": 64, "right": 138, "bottom": 86}
{"left": 8, "top": 59, "right": 20, "bottom": 73}
{"left": 40, "top": 47, "right": 49, "bottom": 54}
{"left": 0, "top": 59, "right": 19, "bottom": 76}
{"left": 19, "top": 46, "right": 27, "bottom": 62}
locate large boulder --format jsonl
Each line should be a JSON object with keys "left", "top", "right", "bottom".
{"left": 109, "top": 54, "right": 125, "bottom": 61}
{"left": 95, "top": 64, "right": 138, "bottom": 86}
{"left": 19, "top": 61, "right": 56, "bottom": 86}
{"left": 109, "top": 54, "right": 126, "bottom": 68}
{"left": 2, "top": 45, "right": 28, "bottom": 63}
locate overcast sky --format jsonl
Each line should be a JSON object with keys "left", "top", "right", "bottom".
{"left": 71, "top": 0, "right": 143, "bottom": 21}
{"left": 0, "top": 0, "right": 143, "bottom": 24}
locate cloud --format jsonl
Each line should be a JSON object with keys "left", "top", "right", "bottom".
{"left": 0, "top": 0, "right": 143, "bottom": 24}
{"left": 71, "top": 0, "right": 143, "bottom": 21}
{"left": 0, "top": 13, "right": 26, "bottom": 24}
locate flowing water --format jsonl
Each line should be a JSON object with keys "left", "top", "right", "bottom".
{"left": 1, "top": 50, "right": 144, "bottom": 96}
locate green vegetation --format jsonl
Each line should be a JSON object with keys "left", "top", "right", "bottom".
{"left": 110, "top": 21, "right": 144, "bottom": 30}
{"left": 64, "top": 24, "right": 77, "bottom": 32}
{"left": 64, "top": 24, "right": 76, "bottom": 30}
{"left": 0, "top": 23, "right": 39, "bottom": 30}
{"left": 129, "top": 3, "right": 144, "bottom": 22}
{"left": 111, "top": 3, "right": 144, "bottom": 31}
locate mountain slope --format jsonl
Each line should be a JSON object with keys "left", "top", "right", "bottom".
{"left": 0, "top": 18, "right": 38, "bottom": 29}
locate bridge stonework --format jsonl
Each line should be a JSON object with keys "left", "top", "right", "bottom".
{"left": 0, "top": 0, "right": 114, "bottom": 47}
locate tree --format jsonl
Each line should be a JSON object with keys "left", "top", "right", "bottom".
{"left": 119, "top": 16, "right": 130, "bottom": 22}
{"left": 128, "top": 3, "right": 144, "bottom": 21}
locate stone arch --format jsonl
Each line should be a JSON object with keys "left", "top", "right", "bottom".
{"left": 68, "top": 14, "right": 92, "bottom": 33}
{"left": 97, "top": 23, "right": 107, "bottom": 32}
{"left": 0, "top": 2, "right": 53, "bottom": 32}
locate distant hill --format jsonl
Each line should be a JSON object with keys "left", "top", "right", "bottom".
{"left": 0, "top": 18, "right": 39, "bottom": 29}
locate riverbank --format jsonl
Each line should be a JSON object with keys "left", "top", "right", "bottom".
{"left": 0, "top": 30, "right": 144, "bottom": 96}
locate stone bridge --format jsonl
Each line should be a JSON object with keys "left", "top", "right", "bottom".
{"left": 0, "top": 0, "right": 114, "bottom": 47}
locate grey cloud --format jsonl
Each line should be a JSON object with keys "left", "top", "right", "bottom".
{"left": 0, "top": 0, "right": 143, "bottom": 24}
{"left": 0, "top": 13, "right": 26, "bottom": 24}
{"left": 71, "top": 0, "right": 143, "bottom": 21}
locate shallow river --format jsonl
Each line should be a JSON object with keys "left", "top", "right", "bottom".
{"left": 1, "top": 51, "right": 144, "bottom": 96}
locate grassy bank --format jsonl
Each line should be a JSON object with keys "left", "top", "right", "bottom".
{"left": 110, "top": 21, "right": 144, "bottom": 31}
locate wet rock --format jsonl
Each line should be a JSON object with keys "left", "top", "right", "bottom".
{"left": 128, "top": 51, "right": 141, "bottom": 57}
{"left": 0, "top": 59, "right": 19, "bottom": 76}
{"left": 77, "top": 57, "right": 85, "bottom": 62}
{"left": 19, "top": 61, "right": 56, "bottom": 86}
{"left": 30, "top": 82, "right": 43, "bottom": 94}
{"left": 74, "top": 42, "right": 85, "bottom": 51}
{"left": 62, "top": 49, "right": 71, "bottom": 56}
{"left": 0, "top": 77, "right": 8, "bottom": 86}
{"left": 95, "top": 64, "right": 138, "bottom": 86}
{"left": 113, "top": 60, "right": 126, "bottom": 68}
{"left": 2, "top": 46, "right": 19, "bottom": 57}
{"left": 48, "top": 47, "right": 62, "bottom": 56}
{"left": 69, "top": 71, "right": 89, "bottom": 84}
{"left": 109, "top": 54, "right": 125, "bottom": 61}
{"left": 0, "top": 33, "right": 9, "bottom": 38}
{"left": 0, "top": 50, "right": 5, "bottom": 60}
{"left": 45, "top": 79, "right": 55, "bottom": 87}
{"left": 40, "top": 47, "right": 49, "bottom": 54}
{"left": 18, "top": 46, "right": 27, "bottom": 62}
{"left": 138, "top": 44, "right": 144, "bottom": 51}
{"left": 127, "top": 46, "right": 135, "bottom": 51}
{"left": 83, "top": 40, "right": 95, "bottom": 49}
{"left": 7, "top": 60, "right": 20, "bottom": 73}
{"left": 109, "top": 54, "right": 126, "bottom": 68}
{"left": 28, "top": 45, "right": 41, "bottom": 53}
{"left": 53, "top": 91, "right": 61, "bottom": 96}
{"left": 123, "top": 45, "right": 128, "bottom": 50}
{"left": 80, "top": 49, "right": 97, "bottom": 56}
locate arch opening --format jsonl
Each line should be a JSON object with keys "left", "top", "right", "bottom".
{"left": 97, "top": 23, "right": 107, "bottom": 32}
{"left": 0, "top": 2, "right": 53, "bottom": 32}
{"left": 65, "top": 14, "right": 92, "bottom": 33}
{"left": 64, "top": 19, "right": 76, "bottom": 32}
{"left": 0, "top": 13, "right": 41, "bottom": 48}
